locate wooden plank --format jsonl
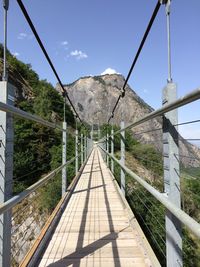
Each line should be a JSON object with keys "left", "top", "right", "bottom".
{"left": 36, "top": 148, "right": 157, "bottom": 267}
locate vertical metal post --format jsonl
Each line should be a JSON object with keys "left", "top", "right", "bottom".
{"left": 163, "top": 1, "right": 182, "bottom": 266}
{"left": 88, "top": 137, "right": 92, "bottom": 156}
{"left": 106, "top": 132, "right": 109, "bottom": 166}
{"left": 104, "top": 137, "right": 106, "bottom": 162}
{"left": 111, "top": 126, "right": 114, "bottom": 173}
{"left": 81, "top": 133, "right": 83, "bottom": 165}
{"left": 75, "top": 125, "right": 78, "bottom": 175}
{"left": 104, "top": 140, "right": 106, "bottom": 162}
{"left": 88, "top": 137, "right": 90, "bottom": 157}
{"left": 86, "top": 137, "right": 89, "bottom": 158}
{"left": 84, "top": 135, "right": 86, "bottom": 161}
{"left": 91, "top": 125, "right": 93, "bottom": 140}
{"left": 98, "top": 124, "right": 100, "bottom": 140}
{"left": 0, "top": 81, "right": 15, "bottom": 267}
{"left": 163, "top": 83, "right": 182, "bottom": 267}
{"left": 120, "top": 121, "right": 125, "bottom": 195}
{"left": 3, "top": 1, "right": 9, "bottom": 81}
{"left": 166, "top": 0, "right": 172, "bottom": 83}
{"left": 62, "top": 121, "right": 67, "bottom": 197}
{"left": 88, "top": 138, "right": 90, "bottom": 157}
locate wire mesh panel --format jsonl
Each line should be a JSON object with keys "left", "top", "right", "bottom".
{"left": 179, "top": 146, "right": 200, "bottom": 265}
{"left": 113, "top": 159, "right": 121, "bottom": 186}
{"left": 126, "top": 181, "right": 166, "bottom": 266}
{"left": 99, "top": 108, "right": 200, "bottom": 267}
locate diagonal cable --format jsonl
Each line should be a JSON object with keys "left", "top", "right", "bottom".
{"left": 16, "top": 0, "right": 83, "bottom": 123}
{"left": 108, "top": 1, "right": 161, "bottom": 123}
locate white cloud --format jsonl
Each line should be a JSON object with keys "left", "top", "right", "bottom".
{"left": 18, "top": 33, "right": 27, "bottom": 39}
{"left": 61, "top": 41, "right": 68, "bottom": 46}
{"left": 70, "top": 50, "right": 88, "bottom": 60}
{"left": 17, "top": 32, "right": 33, "bottom": 40}
{"left": 13, "top": 52, "right": 20, "bottom": 57}
{"left": 61, "top": 41, "right": 68, "bottom": 50}
{"left": 101, "top": 68, "right": 119, "bottom": 75}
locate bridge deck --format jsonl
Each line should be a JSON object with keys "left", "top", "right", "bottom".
{"left": 38, "top": 148, "right": 154, "bottom": 267}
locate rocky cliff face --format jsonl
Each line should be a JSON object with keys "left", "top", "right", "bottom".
{"left": 11, "top": 193, "right": 48, "bottom": 266}
{"left": 57, "top": 74, "right": 154, "bottom": 125}
{"left": 56, "top": 74, "right": 200, "bottom": 167}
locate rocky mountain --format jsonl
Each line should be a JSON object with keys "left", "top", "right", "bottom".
{"left": 56, "top": 74, "right": 200, "bottom": 167}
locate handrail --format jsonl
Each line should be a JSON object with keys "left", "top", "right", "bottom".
{"left": 98, "top": 145, "right": 200, "bottom": 239}
{"left": 0, "top": 153, "right": 83, "bottom": 215}
{"left": 0, "top": 101, "right": 64, "bottom": 131}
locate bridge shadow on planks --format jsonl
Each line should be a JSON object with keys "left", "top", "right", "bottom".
{"left": 47, "top": 149, "right": 121, "bottom": 267}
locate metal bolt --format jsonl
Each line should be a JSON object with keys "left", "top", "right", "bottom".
{"left": 159, "top": 0, "right": 168, "bottom": 4}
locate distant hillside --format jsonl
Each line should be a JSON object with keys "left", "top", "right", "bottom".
{"left": 56, "top": 74, "right": 200, "bottom": 167}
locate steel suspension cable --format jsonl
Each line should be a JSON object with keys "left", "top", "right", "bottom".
{"left": 16, "top": 0, "right": 83, "bottom": 124}
{"left": 108, "top": 1, "right": 162, "bottom": 123}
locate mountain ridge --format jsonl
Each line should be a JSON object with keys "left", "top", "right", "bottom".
{"left": 56, "top": 73, "right": 200, "bottom": 167}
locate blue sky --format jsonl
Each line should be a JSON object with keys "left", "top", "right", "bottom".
{"left": 0, "top": 0, "right": 200, "bottom": 140}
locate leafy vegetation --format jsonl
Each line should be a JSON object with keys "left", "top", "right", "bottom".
{"left": 181, "top": 169, "right": 200, "bottom": 223}
{"left": 0, "top": 46, "right": 77, "bottom": 208}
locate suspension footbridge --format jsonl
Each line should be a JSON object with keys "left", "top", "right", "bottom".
{"left": 31, "top": 147, "right": 157, "bottom": 267}
{"left": 0, "top": 0, "right": 200, "bottom": 267}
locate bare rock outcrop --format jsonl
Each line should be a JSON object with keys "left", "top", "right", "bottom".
{"left": 56, "top": 74, "right": 200, "bottom": 167}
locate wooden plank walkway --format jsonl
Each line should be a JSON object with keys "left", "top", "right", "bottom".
{"left": 37, "top": 147, "right": 156, "bottom": 267}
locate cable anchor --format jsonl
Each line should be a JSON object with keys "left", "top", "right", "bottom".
{"left": 3, "top": 0, "right": 9, "bottom": 10}
{"left": 121, "top": 89, "right": 125, "bottom": 98}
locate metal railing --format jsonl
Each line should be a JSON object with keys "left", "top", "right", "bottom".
{"left": 98, "top": 85, "right": 200, "bottom": 267}
{"left": 0, "top": 101, "right": 63, "bottom": 130}
{"left": 0, "top": 154, "right": 79, "bottom": 215}
{"left": 99, "top": 146, "right": 200, "bottom": 238}
{"left": 0, "top": 0, "right": 93, "bottom": 264}
{"left": 10, "top": 150, "right": 89, "bottom": 267}
{"left": 0, "top": 80, "right": 93, "bottom": 266}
